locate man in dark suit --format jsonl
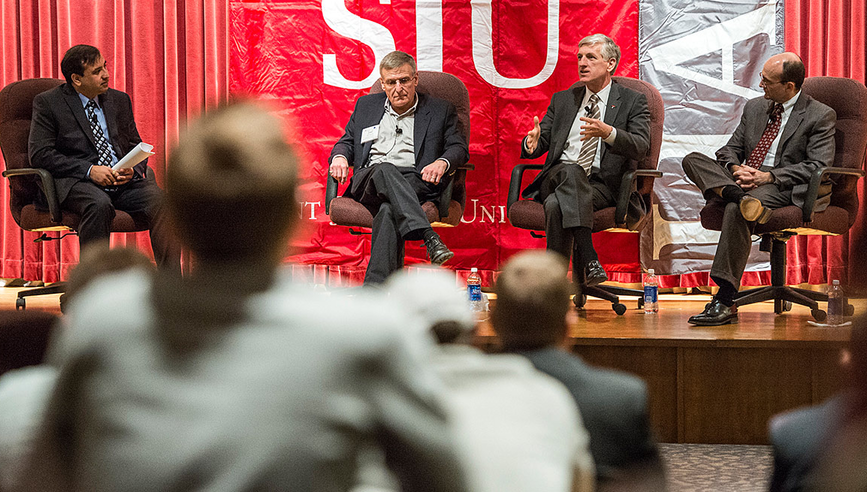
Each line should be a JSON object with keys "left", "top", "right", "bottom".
{"left": 29, "top": 44, "right": 179, "bottom": 270}
{"left": 520, "top": 34, "right": 650, "bottom": 287}
{"left": 329, "top": 51, "right": 469, "bottom": 285}
{"left": 492, "top": 250, "right": 665, "bottom": 491}
{"left": 329, "top": 51, "right": 468, "bottom": 285}
{"left": 682, "top": 52, "right": 836, "bottom": 325}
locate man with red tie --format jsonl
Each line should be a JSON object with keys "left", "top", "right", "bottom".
{"left": 682, "top": 52, "right": 836, "bottom": 326}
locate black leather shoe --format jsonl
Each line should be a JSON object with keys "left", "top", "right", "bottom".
{"left": 740, "top": 196, "right": 773, "bottom": 224}
{"left": 584, "top": 260, "right": 608, "bottom": 287}
{"left": 688, "top": 299, "right": 737, "bottom": 326}
{"left": 425, "top": 235, "right": 454, "bottom": 265}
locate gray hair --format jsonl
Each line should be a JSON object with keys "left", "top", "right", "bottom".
{"left": 578, "top": 34, "right": 621, "bottom": 74}
{"left": 380, "top": 50, "right": 417, "bottom": 74}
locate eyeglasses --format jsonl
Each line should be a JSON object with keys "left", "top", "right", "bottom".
{"left": 760, "top": 72, "right": 784, "bottom": 86}
{"left": 382, "top": 76, "right": 415, "bottom": 88}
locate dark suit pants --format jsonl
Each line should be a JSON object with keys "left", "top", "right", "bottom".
{"left": 682, "top": 152, "right": 792, "bottom": 290}
{"left": 349, "top": 163, "right": 439, "bottom": 285}
{"left": 539, "top": 163, "right": 615, "bottom": 273}
{"left": 62, "top": 178, "right": 180, "bottom": 271}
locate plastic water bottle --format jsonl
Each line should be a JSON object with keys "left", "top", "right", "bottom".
{"left": 827, "top": 280, "right": 844, "bottom": 325}
{"left": 643, "top": 269, "right": 659, "bottom": 314}
{"left": 467, "top": 268, "right": 485, "bottom": 313}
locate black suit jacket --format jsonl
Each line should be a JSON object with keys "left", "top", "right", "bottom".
{"left": 29, "top": 84, "right": 147, "bottom": 204}
{"left": 329, "top": 91, "right": 468, "bottom": 197}
{"left": 520, "top": 81, "right": 650, "bottom": 201}
{"left": 518, "top": 347, "right": 665, "bottom": 489}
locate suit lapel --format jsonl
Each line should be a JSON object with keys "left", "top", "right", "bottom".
{"left": 361, "top": 94, "right": 387, "bottom": 165}
{"left": 63, "top": 86, "right": 98, "bottom": 149}
{"left": 553, "top": 86, "right": 583, "bottom": 155}
{"left": 600, "top": 82, "right": 623, "bottom": 161}
{"left": 413, "top": 94, "right": 430, "bottom": 161}
{"left": 775, "top": 95, "right": 807, "bottom": 165}
{"left": 99, "top": 92, "right": 122, "bottom": 155}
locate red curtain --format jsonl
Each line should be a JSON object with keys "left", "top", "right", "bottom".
{"left": 785, "top": 0, "right": 867, "bottom": 292}
{"left": 0, "top": 0, "right": 228, "bottom": 282}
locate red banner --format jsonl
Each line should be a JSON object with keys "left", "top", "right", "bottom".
{"left": 230, "top": 0, "right": 640, "bottom": 285}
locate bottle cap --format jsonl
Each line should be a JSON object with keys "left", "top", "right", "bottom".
{"left": 471, "top": 267, "right": 478, "bottom": 272}
{"left": 648, "top": 269, "right": 654, "bottom": 275}
{"left": 832, "top": 279, "right": 840, "bottom": 285}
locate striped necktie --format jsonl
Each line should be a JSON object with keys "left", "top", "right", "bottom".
{"left": 576, "top": 93, "right": 601, "bottom": 174}
{"left": 85, "top": 100, "right": 113, "bottom": 168}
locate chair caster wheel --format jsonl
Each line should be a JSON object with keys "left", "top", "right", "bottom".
{"left": 613, "top": 303, "right": 627, "bottom": 316}
{"left": 16, "top": 298, "right": 25, "bottom": 310}
{"left": 776, "top": 300, "right": 793, "bottom": 314}
{"left": 846, "top": 303, "right": 856, "bottom": 317}
{"left": 637, "top": 298, "right": 645, "bottom": 309}
{"left": 811, "top": 309, "right": 827, "bottom": 323}
{"left": 573, "top": 294, "right": 587, "bottom": 309}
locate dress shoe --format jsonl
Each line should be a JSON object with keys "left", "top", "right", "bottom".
{"left": 739, "top": 196, "right": 773, "bottom": 224}
{"left": 584, "top": 260, "right": 608, "bottom": 287}
{"left": 424, "top": 235, "right": 454, "bottom": 265}
{"left": 688, "top": 299, "right": 737, "bottom": 326}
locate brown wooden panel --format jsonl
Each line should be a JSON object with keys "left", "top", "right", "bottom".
{"left": 572, "top": 345, "right": 679, "bottom": 443}
{"left": 680, "top": 347, "right": 815, "bottom": 444}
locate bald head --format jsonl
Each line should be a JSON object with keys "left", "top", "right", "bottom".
{"left": 760, "top": 52, "right": 805, "bottom": 103}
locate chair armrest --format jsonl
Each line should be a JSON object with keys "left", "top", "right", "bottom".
{"left": 614, "top": 169, "right": 663, "bottom": 226}
{"left": 325, "top": 175, "right": 339, "bottom": 215}
{"left": 801, "top": 166, "right": 866, "bottom": 222}
{"left": 2, "top": 167, "right": 63, "bottom": 223}
{"left": 508, "top": 164, "right": 544, "bottom": 210}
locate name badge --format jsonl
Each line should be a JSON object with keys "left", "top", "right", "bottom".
{"left": 361, "top": 125, "right": 379, "bottom": 143}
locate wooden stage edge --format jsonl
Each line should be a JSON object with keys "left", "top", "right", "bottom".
{"left": 477, "top": 294, "right": 863, "bottom": 445}
{"left": 3, "top": 286, "right": 862, "bottom": 445}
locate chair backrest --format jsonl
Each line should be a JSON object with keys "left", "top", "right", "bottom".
{"left": 0, "top": 78, "right": 64, "bottom": 218}
{"left": 801, "top": 77, "right": 867, "bottom": 216}
{"left": 569, "top": 76, "right": 665, "bottom": 193}
{"left": 370, "top": 71, "right": 471, "bottom": 147}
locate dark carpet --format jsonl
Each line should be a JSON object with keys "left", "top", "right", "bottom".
{"left": 661, "top": 443, "right": 773, "bottom": 491}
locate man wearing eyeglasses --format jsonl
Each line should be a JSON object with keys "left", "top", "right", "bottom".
{"left": 681, "top": 52, "right": 836, "bottom": 326}
{"left": 329, "top": 51, "right": 468, "bottom": 285}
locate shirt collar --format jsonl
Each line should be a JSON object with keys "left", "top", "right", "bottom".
{"left": 384, "top": 94, "right": 419, "bottom": 118}
{"left": 780, "top": 90, "right": 801, "bottom": 112}
{"left": 78, "top": 92, "right": 100, "bottom": 109}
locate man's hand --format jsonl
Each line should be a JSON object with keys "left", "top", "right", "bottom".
{"left": 579, "top": 117, "right": 613, "bottom": 141}
{"left": 329, "top": 155, "right": 350, "bottom": 184}
{"left": 90, "top": 166, "right": 119, "bottom": 187}
{"left": 732, "top": 165, "right": 774, "bottom": 190}
{"left": 421, "top": 160, "right": 448, "bottom": 185}
{"left": 525, "top": 116, "right": 541, "bottom": 153}
{"left": 114, "top": 167, "right": 134, "bottom": 185}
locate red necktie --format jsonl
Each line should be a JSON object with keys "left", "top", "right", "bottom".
{"left": 745, "top": 103, "right": 784, "bottom": 169}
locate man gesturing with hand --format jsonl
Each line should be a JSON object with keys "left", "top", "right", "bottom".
{"left": 518, "top": 34, "right": 650, "bottom": 290}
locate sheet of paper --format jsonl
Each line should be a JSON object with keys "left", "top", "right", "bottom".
{"left": 112, "top": 142, "right": 154, "bottom": 170}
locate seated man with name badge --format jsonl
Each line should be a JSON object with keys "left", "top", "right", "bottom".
{"left": 329, "top": 50, "right": 469, "bottom": 286}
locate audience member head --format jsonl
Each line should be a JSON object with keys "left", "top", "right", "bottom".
{"left": 166, "top": 101, "right": 299, "bottom": 266}
{"left": 577, "top": 33, "right": 621, "bottom": 78}
{"left": 379, "top": 51, "right": 418, "bottom": 115}
{"left": 385, "top": 268, "right": 473, "bottom": 344}
{"left": 492, "top": 251, "right": 572, "bottom": 351}
{"left": 65, "top": 244, "right": 155, "bottom": 304}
